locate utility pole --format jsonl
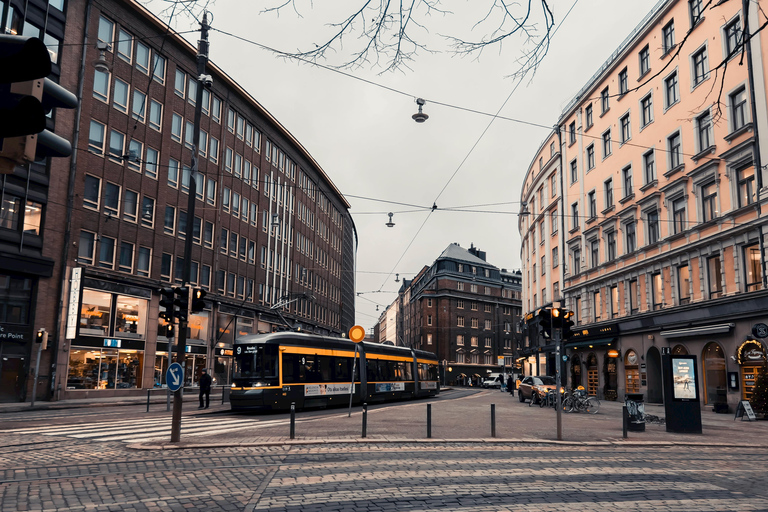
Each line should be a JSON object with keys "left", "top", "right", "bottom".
{"left": 171, "top": 12, "right": 209, "bottom": 444}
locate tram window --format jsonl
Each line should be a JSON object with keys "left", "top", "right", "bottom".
{"left": 366, "top": 360, "right": 380, "bottom": 381}
{"left": 282, "top": 354, "right": 298, "bottom": 382}
{"left": 234, "top": 345, "right": 278, "bottom": 380}
{"left": 403, "top": 362, "right": 413, "bottom": 381}
{"left": 333, "top": 356, "right": 352, "bottom": 381}
{"left": 317, "top": 355, "right": 333, "bottom": 381}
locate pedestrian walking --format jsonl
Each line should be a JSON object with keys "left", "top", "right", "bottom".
{"left": 199, "top": 368, "right": 212, "bottom": 409}
{"left": 507, "top": 375, "right": 515, "bottom": 395}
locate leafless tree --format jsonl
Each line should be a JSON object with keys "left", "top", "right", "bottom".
{"left": 262, "top": 0, "right": 556, "bottom": 76}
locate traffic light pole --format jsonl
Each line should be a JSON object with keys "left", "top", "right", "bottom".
{"left": 555, "top": 327, "right": 563, "bottom": 441}
{"left": 170, "top": 12, "right": 209, "bottom": 444}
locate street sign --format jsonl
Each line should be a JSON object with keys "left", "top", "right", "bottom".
{"left": 167, "top": 362, "right": 184, "bottom": 392}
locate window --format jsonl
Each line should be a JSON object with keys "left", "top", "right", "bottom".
{"left": 640, "top": 94, "right": 653, "bottom": 127}
{"left": 112, "top": 78, "right": 128, "bottom": 113}
{"left": 97, "top": 16, "right": 114, "bottom": 49}
{"left": 104, "top": 182, "right": 120, "bottom": 215}
{"left": 590, "top": 239, "right": 599, "bottom": 268}
{"left": 665, "top": 71, "right": 679, "bottom": 108}
{"left": 145, "top": 147, "right": 158, "bottom": 179}
{"left": 618, "top": 68, "right": 628, "bottom": 95}
{"left": 678, "top": 264, "right": 691, "bottom": 304}
{"left": 163, "top": 206, "right": 175, "bottom": 235}
{"left": 225, "top": 147, "right": 233, "bottom": 173}
{"left": 600, "top": 87, "right": 609, "bottom": 113}
{"left": 171, "top": 113, "right": 182, "bottom": 143}
{"left": 647, "top": 209, "right": 660, "bottom": 244}
{"left": 620, "top": 114, "right": 631, "bottom": 143}
{"left": 586, "top": 144, "right": 595, "bottom": 170}
{"left": 744, "top": 244, "right": 763, "bottom": 292}
{"left": 610, "top": 286, "right": 619, "bottom": 317}
{"left": 602, "top": 129, "right": 612, "bottom": 157}
{"left": 149, "top": 100, "right": 162, "bottom": 131}
{"left": 643, "top": 151, "right": 655, "bottom": 184}
{"left": 689, "top": 0, "right": 703, "bottom": 25}
{"left": 123, "top": 190, "right": 138, "bottom": 222}
{"left": 730, "top": 86, "right": 748, "bottom": 132}
{"left": 725, "top": 17, "right": 743, "bottom": 57}
{"left": 696, "top": 110, "right": 713, "bottom": 152}
{"left": 668, "top": 131, "right": 682, "bottom": 170}
{"left": 484, "top": 320, "right": 491, "bottom": 330}
{"left": 227, "top": 108, "right": 235, "bottom": 132}
{"left": 551, "top": 173, "right": 557, "bottom": 197}
{"left": 622, "top": 166, "right": 633, "bottom": 198}
{"left": 457, "top": 335, "right": 464, "bottom": 346}
{"left": 78, "top": 231, "right": 96, "bottom": 264}
{"left": 570, "top": 159, "right": 578, "bottom": 183}
{"left": 593, "top": 290, "right": 602, "bottom": 321}
{"left": 108, "top": 130, "right": 125, "bottom": 162}
{"left": 88, "top": 121, "right": 105, "bottom": 154}
{"left": 552, "top": 247, "right": 559, "bottom": 268}
{"left": 663, "top": 20, "right": 675, "bottom": 53}
{"left": 672, "top": 196, "right": 687, "bottom": 234}
{"left": 692, "top": 47, "right": 709, "bottom": 86}
{"left": 541, "top": 256, "right": 546, "bottom": 274}
{"left": 585, "top": 104, "right": 593, "bottom": 128}
{"left": 639, "top": 45, "right": 650, "bottom": 76}
{"left": 604, "top": 179, "right": 613, "bottom": 209}
{"left": 137, "top": 247, "right": 151, "bottom": 277}
{"left": 625, "top": 221, "right": 636, "bottom": 253}
{"left": 187, "top": 78, "right": 197, "bottom": 106}
{"left": 737, "top": 164, "right": 756, "bottom": 208}
{"left": 701, "top": 181, "right": 717, "bottom": 222}
{"left": 569, "top": 121, "right": 576, "bottom": 145}
{"left": 708, "top": 254, "right": 723, "bottom": 298}
{"left": 551, "top": 208, "right": 558, "bottom": 233}
{"left": 92, "top": 69, "right": 110, "bottom": 103}
{"left": 629, "top": 279, "right": 639, "bottom": 313}
{"left": 119, "top": 242, "right": 134, "bottom": 272}
{"left": 184, "top": 120, "right": 194, "bottom": 149}
{"left": 457, "top": 299, "right": 464, "bottom": 309}
{"left": 99, "top": 236, "right": 115, "bottom": 269}
{"left": 471, "top": 318, "right": 479, "bottom": 329}
{"left": 117, "top": 29, "right": 132, "bottom": 62}
{"left": 203, "top": 221, "right": 214, "bottom": 249}
{"left": 167, "top": 158, "right": 179, "bottom": 188}
{"left": 427, "top": 315, "right": 432, "bottom": 326}
{"left": 588, "top": 191, "right": 597, "bottom": 219}
{"left": 457, "top": 316, "right": 465, "bottom": 327}
{"left": 174, "top": 69, "right": 186, "bottom": 98}
{"left": 152, "top": 54, "right": 166, "bottom": 83}
{"left": 652, "top": 272, "right": 663, "bottom": 310}
{"left": 127, "top": 139, "right": 142, "bottom": 172}
{"left": 606, "top": 231, "right": 616, "bottom": 261}
{"left": 141, "top": 197, "right": 155, "bottom": 228}
{"left": 161, "top": 253, "right": 172, "bottom": 281}
{"left": 135, "top": 41, "right": 149, "bottom": 74}
{"left": 571, "top": 202, "right": 579, "bottom": 230}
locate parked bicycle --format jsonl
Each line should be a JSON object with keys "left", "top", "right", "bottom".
{"left": 563, "top": 386, "right": 600, "bottom": 414}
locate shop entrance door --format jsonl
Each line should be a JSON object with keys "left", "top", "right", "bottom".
{"left": 0, "top": 357, "right": 24, "bottom": 402}
{"left": 646, "top": 347, "right": 663, "bottom": 403}
{"left": 741, "top": 365, "right": 760, "bottom": 401}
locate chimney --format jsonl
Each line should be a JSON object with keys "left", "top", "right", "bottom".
{"left": 467, "top": 244, "right": 487, "bottom": 261}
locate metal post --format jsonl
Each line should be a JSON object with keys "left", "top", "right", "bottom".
{"left": 167, "top": 388, "right": 171, "bottom": 412}
{"left": 171, "top": 11, "right": 209, "bottom": 444}
{"left": 290, "top": 402, "right": 295, "bottom": 439}
{"left": 362, "top": 403, "right": 368, "bottom": 438}
{"left": 491, "top": 403, "right": 496, "bottom": 438}
{"left": 555, "top": 320, "right": 563, "bottom": 441}
{"left": 623, "top": 405, "right": 629, "bottom": 439}
{"left": 30, "top": 341, "right": 42, "bottom": 408}
{"left": 427, "top": 403, "right": 432, "bottom": 438}
{"left": 146, "top": 389, "right": 151, "bottom": 412}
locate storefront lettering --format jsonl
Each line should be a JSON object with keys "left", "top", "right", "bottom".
{"left": 0, "top": 332, "right": 24, "bottom": 340}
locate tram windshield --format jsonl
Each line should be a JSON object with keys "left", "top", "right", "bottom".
{"left": 233, "top": 344, "right": 279, "bottom": 384}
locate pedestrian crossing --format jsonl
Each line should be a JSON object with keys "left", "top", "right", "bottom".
{"left": 1, "top": 415, "right": 287, "bottom": 443}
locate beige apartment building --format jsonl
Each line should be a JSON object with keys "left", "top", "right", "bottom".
{"left": 519, "top": 0, "right": 768, "bottom": 410}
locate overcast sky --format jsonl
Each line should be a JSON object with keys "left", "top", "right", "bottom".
{"left": 146, "top": 0, "right": 661, "bottom": 331}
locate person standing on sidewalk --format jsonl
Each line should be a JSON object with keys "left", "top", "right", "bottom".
{"left": 507, "top": 375, "right": 515, "bottom": 396}
{"left": 199, "top": 368, "right": 212, "bottom": 409}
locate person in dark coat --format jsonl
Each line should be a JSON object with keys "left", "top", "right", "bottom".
{"left": 507, "top": 375, "right": 515, "bottom": 395}
{"left": 198, "top": 368, "right": 212, "bottom": 409}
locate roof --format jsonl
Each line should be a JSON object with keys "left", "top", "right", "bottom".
{"left": 436, "top": 244, "right": 496, "bottom": 268}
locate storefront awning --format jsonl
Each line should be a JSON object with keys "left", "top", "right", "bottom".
{"left": 566, "top": 338, "right": 616, "bottom": 349}
{"left": 660, "top": 323, "right": 734, "bottom": 338}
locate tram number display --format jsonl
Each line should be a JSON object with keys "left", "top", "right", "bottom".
{"left": 420, "top": 381, "right": 438, "bottom": 390}
{"left": 305, "top": 383, "right": 354, "bottom": 396}
{"left": 375, "top": 382, "right": 405, "bottom": 392}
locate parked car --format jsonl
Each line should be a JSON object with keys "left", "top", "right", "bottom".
{"left": 517, "top": 376, "right": 558, "bottom": 403}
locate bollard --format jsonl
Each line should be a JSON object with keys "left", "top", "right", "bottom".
{"left": 290, "top": 402, "right": 296, "bottom": 439}
{"left": 427, "top": 403, "right": 432, "bottom": 439}
{"left": 147, "top": 389, "right": 151, "bottom": 412}
{"left": 491, "top": 403, "right": 496, "bottom": 438}
{"left": 622, "top": 405, "right": 629, "bottom": 439}
{"left": 166, "top": 388, "right": 171, "bottom": 412}
{"left": 362, "top": 403, "right": 368, "bottom": 438}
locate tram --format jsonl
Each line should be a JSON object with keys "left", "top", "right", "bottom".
{"left": 230, "top": 331, "right": 440, "bottom": 411}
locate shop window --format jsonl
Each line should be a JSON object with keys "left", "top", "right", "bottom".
{"left": 79, "top": 289, "right": 112, "bottom": 336}
{"left": 188, "top": 311, "right": 209, "bottom": 341}
{"left": 66, "top": 348, "right": 144, "bottom": 390}
{"left": 624, "top": 350, "right": 640, "bottom": 393}
{"left": 114, "top": 295, "right": 147, "bottom": 339}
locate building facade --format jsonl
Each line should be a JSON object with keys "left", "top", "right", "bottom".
{"left": 519, "top": 0, "right": 768, "bottom": 409}
{"left": 378, "top": 243, "right": 522, "bottom": 384}
{"left": 0, "top": 0, "right": 356, "bottom": 402}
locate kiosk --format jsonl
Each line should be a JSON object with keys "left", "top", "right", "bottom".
{"left": 661, "top": 353, "right": 702, "bottom": 434}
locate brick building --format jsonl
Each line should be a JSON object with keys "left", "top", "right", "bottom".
{"left": 0, "top": 0, "right": 356, "bottom": 402}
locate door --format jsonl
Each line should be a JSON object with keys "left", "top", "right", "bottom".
{"left": 0, "top": 357, "right": 24, "bottom": 402}
{"left": 645, "top": 347, "right": 662, "bottom": 403}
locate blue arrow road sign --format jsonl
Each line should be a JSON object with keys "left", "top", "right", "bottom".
{"left": 167, "top": 362, "right": 184, "bottom": 392}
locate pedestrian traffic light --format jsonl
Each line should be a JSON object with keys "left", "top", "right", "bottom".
{"left": 174, "top": 286, "right": 189, "bottom": 321}
{"left": 159, "top": 287, "right": 176, "bottom": 322}
{"left": 0, "top": 35, "right": 78, "bottom": 173}
{"left": 36, "top": 329, "right": 48, "bottom": 350}
{"left": 190, "top": 288, "right": 207, "bottom": 314}
{"left": 537, "top": 308, "right": 552, "bottom": 339}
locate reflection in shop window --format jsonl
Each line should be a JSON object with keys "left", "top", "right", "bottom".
{"left": 188, "top": 311, "right": 209, "bottom": 341}
{"left": 80, "top": 289, "right": 111, "bottom": 336}
{"left": 115, "top": 295, "right": 147, "bottom": 339}
{"left": 22, "top": 200, "right": 42, "bottom": 235}
{"left": 0, "top": 196, "right": 21, "bottom": 230}
{"left": 66, "top": 348, "right": 144, "bottom": 389}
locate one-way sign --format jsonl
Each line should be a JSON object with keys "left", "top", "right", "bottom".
{"left": 167, "top": 362, "right": 184, "bottom": 392}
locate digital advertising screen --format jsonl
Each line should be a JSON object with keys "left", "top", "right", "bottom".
{"left": 671, "top": 356, "right": 698, "bottom": 401}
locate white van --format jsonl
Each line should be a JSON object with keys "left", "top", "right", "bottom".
{"left": 482, "top": 373, "right": 504, "bottom": 388}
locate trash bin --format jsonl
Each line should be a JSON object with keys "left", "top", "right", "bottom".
{"left": 625, "top": 392, "right": 645, "bottom": 432}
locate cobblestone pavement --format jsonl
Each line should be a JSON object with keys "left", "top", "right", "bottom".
{"left": 2, "top": 437, "right": 768, "bottom": 511}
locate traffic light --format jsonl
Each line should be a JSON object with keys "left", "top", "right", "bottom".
{"left": 191, "top": 288, "right": 207, "bottom": 314}
{"left": 36, "top": 329, "right": 48, "bottom": 350}
{"left": 0, "top": 35, "right": 78, "bottom": 173}
{"left": 174, "top": 286, "right": 189, "bottom": 321}
{"left": 561, "top": 309, "right": 575, "bottom": 340}
{"left": 159, "top": 287, "right": 176, "bottom": 322}
{"left": 537, "top": 308, "right": 552, "bottom": 339}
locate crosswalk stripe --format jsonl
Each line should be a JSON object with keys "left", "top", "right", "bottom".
{"left": 68, "top": 419, "right": 258, "bottom": 439}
